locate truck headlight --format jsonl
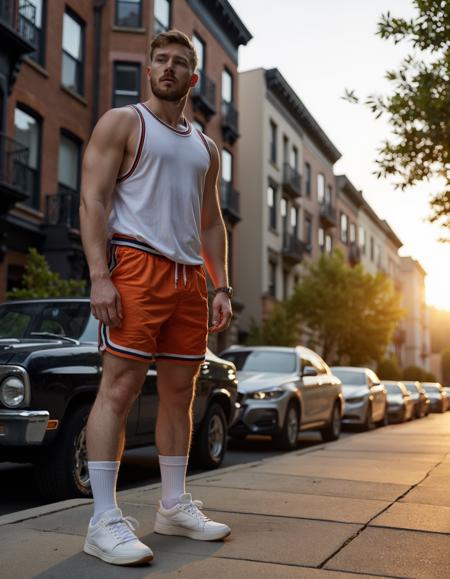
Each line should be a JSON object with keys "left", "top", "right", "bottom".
{"left": 251, "top": 389, "right": 284, "bottom": 400}
{"left": 0, "top": 376, "right": 25, "bottom": 408}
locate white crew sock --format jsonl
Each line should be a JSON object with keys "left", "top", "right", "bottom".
{"left": 159, "top": 455, "right": 189, "bottom": 509}
{"left": 88, "top": 460, "right": 121, "bottom": 524}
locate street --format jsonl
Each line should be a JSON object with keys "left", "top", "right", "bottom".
{"left": 0, "top": 430, "right": 354, "bottom": 517}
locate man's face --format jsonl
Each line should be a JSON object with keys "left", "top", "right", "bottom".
{"left": 149, "top": 43, "right": 197, "bottom": 102}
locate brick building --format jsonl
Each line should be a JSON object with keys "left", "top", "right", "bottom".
{"left": 0, "top": 0, "right": 251, "bottom": 350}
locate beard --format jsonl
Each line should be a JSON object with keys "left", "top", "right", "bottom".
{"left": 150, "top": 75, "right": 190, "bottom": 102}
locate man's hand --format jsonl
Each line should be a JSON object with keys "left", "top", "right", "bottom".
{"left": 209, "top": 293, "right": 233, "bottom": 333}
{"left": 90, "top": 276, "right": 123, "bottom": 328}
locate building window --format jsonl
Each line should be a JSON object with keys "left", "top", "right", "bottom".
{"left": 318, "top": 227, "right": 325, "bottom": 252}
{"left": 28, "top": 0, "right": 46, "bottom": 65}
{"left": 283, "top": 270, "right": 289, "bottom": 300}
{"left": 326, "top": 184, "right": 332, "bottom": 205}
{"left": 269, "top": 120, "right": 277, "bottom": 164}
{"left": 305, "top": 162, "right": 311, "bottom": 197}
{"left": 116, "top": 0, "right": 142, "bottom": 28}
{"left": 222, "top": 149, "right": 233, "bottom": 185}
{"left": 290, "top": 146, "right": 298, "bottom": 170}
{"left": 349, "top": 223, "right": 356, "bottom": 244}
{"left": 62, "top": 10, "right": 84, "bottom": 95}
{"left": 267, "top": 183, "right": 277, "bottom": 230}
{"left": 370, "top": 236, "right": 375, "bottom": 261}
{"left": 325, "top": 234, "right": 332, "bottom": 254}
{"left": 14, "top": 106, "right": 41, "bottom": 209}
{"left": 193, "top": 33, "right": 205, "bottom": 72}
{"left": 58, "top": 132, "right": 81, "bottom": 194}
{"left": 317, "top": 173, "right": 325, "bottom": 204}
{"left": 359, "top": 225, "right": 366, "bottom": 254}
{"left": 154, "top": 0, "right": 170, "bottom": 34}
{"left": 290, "top": 206, "right": 298, "bottom": 236}
{"left": 222, "top": 68, "right": 233, "bottom": 103}
{"left": 305, "top": 215, "right": 312, "bottom": 246}
{"left": 340, "top": 212, "right": 348, "bottom": 243}
{"left": 113, "top": 62, "right": 140, "bottom": 107}
{"left": 375, "top": 244, "right": 381, "bottom": 267}
{"left": 269, "top": 261, "right": 277, "bottom": 298}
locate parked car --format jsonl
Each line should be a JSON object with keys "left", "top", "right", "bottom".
{"left": 421, "top": 382, "right": 448, "bottom": 413}
{"left": 383, "top": 381, "right": 414, "bottom": 423}
{"left": 444, "top": 387, "right": 450, "bottom": 410}
{"left": 0, "top": 299, "right": 239, "bottom": 500}
{"left": 219, "top": 345, "right": 344, "bottom": 450}
{"left": 330, "top": 366, "right": 388, "bottom": 430}
{"left": 402, "top": 381, "right": 430, "bottom": 418}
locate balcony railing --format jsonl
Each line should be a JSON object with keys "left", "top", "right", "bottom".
{"left": 282, "top": 163, "right": 301, "bottom": 197}
{"left": 282, "top": 232, "right": 307, "bottom": 263}
{"left": 46, "top": 190, "right": 80, "bottom": 230}
{"left": 191, "top": 71, "right": 216, "bottom": 119}
{"left": 221, "top": 101, "right": 239, "bottom": 144}
{"left": 319, "top": 202, "right": 336, "bottom": 227}
{"left": 0, "top": 133, "right": 39, "bottom": 211}
{"left": 349, "top": 242, "right": 361, "bottom": 265}
{"left": 0, "top": 0, "right": 37, "bottom": 45}
{"left": 220, "top": 180, "right": 240, "bottom": 224}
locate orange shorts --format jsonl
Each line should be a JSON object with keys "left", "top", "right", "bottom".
{"left": 98, "top": 235, "right": 208, "bottom": 365}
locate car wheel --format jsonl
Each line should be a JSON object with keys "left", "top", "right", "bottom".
{"left": 320, "top": 401, "right": 341, "bottom": 442}
{"left": 376, "top": 407, "right": 388, "bottom": 428}
{"left": 361, "top": 402, "right": 374, "bottom": 431}
{"left": 34, "top": 404, "right": 92, "bottom": 501}
{"left": 272, "top": 400, "right": 299, "bottom": 450}
{"left": 190, "top": 403, "right": 227, "bottom": 469}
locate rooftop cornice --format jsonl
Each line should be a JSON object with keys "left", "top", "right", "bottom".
{"left": 195, "top": 0, "right": 253, "bottom": 47}
{"left": 336, "top": 175, "right": 363, "bottom": 207}
{"left": 265, "top": 68, "right": 341, "bottom": 164}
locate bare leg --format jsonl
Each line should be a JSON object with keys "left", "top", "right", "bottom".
{"left": 155, "top": 360, "right": 200, "bottom": 456}
{"left": 86, "top": 352, "right": 149, "bottom": 461}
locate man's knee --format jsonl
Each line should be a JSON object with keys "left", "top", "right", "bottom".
{"left": 97, "top": 353, "right": 148, "bottom": 413}
{"left": 156, "top": 362, "right": 199, "bottom": 409}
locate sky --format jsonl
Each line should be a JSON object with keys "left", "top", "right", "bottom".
{"left": 228, "top": 0, "right": 450, "bottom": 310}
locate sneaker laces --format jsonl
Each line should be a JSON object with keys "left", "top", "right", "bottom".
{"left": 179, "top": 500, "right": 211, "bottom": 524}
{"left": 106, "top": 515, "right": 140, "bottom": 544}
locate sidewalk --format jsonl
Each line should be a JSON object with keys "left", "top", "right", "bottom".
{"left": 1, "top": 414, "right": 449, "bottom": 579}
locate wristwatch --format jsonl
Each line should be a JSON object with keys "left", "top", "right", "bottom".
{"left": 213, "top": 286, "right": 233, "bottom": 299}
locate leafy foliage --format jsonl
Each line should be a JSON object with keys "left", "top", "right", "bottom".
{"left": 7, "top": 248, "right": 86, "bottom": 300}
{"left": 247, "top": 302, "right": 299, "bottom": 347}
{"left": 289, "top": 251, "right": 404, "bottom": 365}
{"left": 402, "top": 364, "right": 437, "bottom": 381}
{"left": 344, "top": 0, "right": 450, "bottom": 234}
{"left": 377, "top": 356, "right": 403, "bottom": 380}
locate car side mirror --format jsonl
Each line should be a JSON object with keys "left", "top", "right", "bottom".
{"left": 302, "top": 366, "right": 317, "bottom": 377}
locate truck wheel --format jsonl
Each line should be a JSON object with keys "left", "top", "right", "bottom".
{"left": 272, "top": 400, "right": 299, "bottom": 450}
{"left": 190, "top": 403, "right": 227, "bottom": 469}
{"left": 320, "top": 401, "right": 341, "bottom": 442}
{"left": 34, "top": 404, "right": 92, "bottom": 501}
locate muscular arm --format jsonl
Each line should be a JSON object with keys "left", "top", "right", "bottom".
{"left": 201, "top": 138, "right": 232, "bottom": 333}
{"left": 80, "top": 107, "right": 137, "bottom": 327}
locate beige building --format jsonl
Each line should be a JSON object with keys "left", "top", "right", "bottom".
{"left": 399, "top": 257, "right": 431, "bottom": 370}
{"left": 335, "top": 175, "right": 363, "bottom": 264}
{"left": 237, "top": 68, "right": 341, "bottom": 335}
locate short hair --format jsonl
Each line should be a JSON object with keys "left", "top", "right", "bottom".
{"left": 150, "top": 29, "right": 198, "bottom": 71}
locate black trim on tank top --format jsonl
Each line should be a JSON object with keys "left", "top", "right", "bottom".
{"left": 141, "top": 102, "right": 192, "bottom": 136}
{"left": 116, "top": 104, "right": 146, "bottom": 183}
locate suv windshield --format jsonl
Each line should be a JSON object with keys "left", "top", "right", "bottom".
{"left": 221, "top": 350, "right": 297, "bottom": 373}
{"left": 0, "top": 302, "right": 97, "bottom": 342}
{"left": 331, "top": 369, "right": 366, "bottom": 385}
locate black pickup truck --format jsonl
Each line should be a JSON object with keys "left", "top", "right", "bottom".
{"left": 0, "top": 299, "right": 238, "bottom": 501}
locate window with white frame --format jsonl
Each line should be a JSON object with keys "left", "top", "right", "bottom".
{"left": 62, "top": 10, "right": 84, "bottom": 94}
{"left": 340, "top": 212, "right": 349, "bottom": 243}
{"left": 317, "top": 173, "right": 325, "bottom": 204}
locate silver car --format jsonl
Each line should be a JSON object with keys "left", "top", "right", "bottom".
{"left": 330, "top": 366, "right": 388, "bottom": 430}
{"left": 422, "top": 382, "right": 448, "bottom": 413}
{"left": 383, "top": 381, "right": 415, "bottom": 422}
{"left": 220, "top": 346, "right": 344, "bottom": 450}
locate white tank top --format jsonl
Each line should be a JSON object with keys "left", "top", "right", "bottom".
{"left": 108, "top": 102, "right": 211, "bottom": 265}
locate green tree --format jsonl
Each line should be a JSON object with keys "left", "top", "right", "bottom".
{"left": 247, "top": 301, "right": 299, "bottom": 347}
{"left": 345, "top": 0, "right": 450, "bottom": 234}
{"left": 290, "top": 251, "right": 404, "bottom": 365}
{"left": 7, "top": 248, "right": 86, "bottom": 300}
{"left": 402, "top": 365, "right": 436, "bottom": 381}
{"left": 377, "top": 356, "right": 402, "bottom": 380}
{"left": 441, "top": 347, "right": 450, "bottom": 386}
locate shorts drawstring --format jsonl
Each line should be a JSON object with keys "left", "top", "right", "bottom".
{"left": 174, "top": 262, "right": 187, "bottom": 288}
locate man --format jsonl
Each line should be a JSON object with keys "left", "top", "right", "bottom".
{"left": 79, "top": 29, "right": 233, "bottom": 566}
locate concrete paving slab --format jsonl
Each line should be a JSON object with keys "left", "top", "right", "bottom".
{"left": 401, "top": 485, "right": 450, "bottom": 508}
{"left": 123, "top": 485, "right": 389, "bottom": 524}
{"left": 371, "top": 502, "right": 450, "bottom": 534}
{"left": 325, "top": 527, "right": 450, "bottom": 579}
{"left": 146, "top": 512, "right": 361, "bottom": 568}
{"left": 419, "top": 474, "right": 449, "bottom": 489}
{"left": 253, "top": 455, "right": 429, "bottom": 485}
{"left": 311, "top": 449, "right": 445, "bottom": 463}
{"left": 190, "top": 470, "right": 409, "bottom": 501}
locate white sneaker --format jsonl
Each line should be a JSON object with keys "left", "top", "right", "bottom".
{"left": 83, "top": 507, "right": 153, "bottom": 565}
{"left": 154, "top": 493, "right": 231, "bottom": 541}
